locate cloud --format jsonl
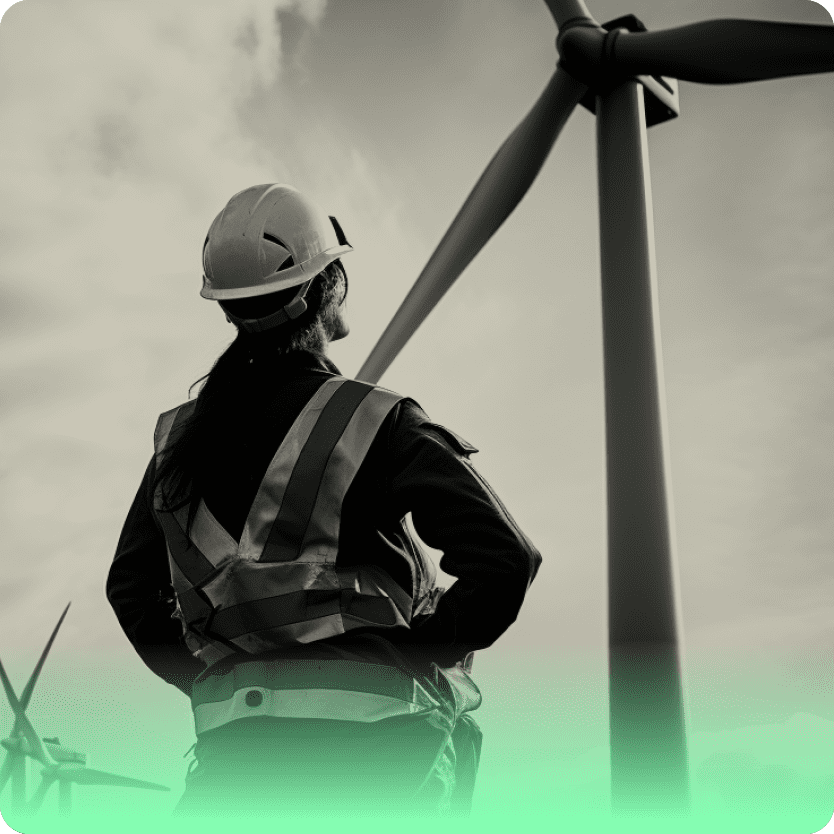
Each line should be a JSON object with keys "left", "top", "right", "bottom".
{"left": 0, "top": 0, "right": 327, "bottom": 285}
{"left": 0, "top": 0, "right": 405, "bottom": 654}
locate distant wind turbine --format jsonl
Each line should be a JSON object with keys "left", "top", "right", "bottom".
{"left": 0, "top": 603, "right": 170, "bottom": 817}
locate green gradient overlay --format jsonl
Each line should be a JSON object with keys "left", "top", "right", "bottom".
{"left": 1, "top": 651, "right": 831, "bottom": 833}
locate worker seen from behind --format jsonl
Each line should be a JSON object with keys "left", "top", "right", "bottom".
{"left": 106, "top": 184, "right": 542, "bottom": 818}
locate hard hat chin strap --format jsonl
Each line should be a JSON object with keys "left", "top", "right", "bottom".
{"left": 224, "top": 279, "right": 314, "bottom": 334}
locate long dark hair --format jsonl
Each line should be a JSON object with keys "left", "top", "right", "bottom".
{"left": 153, "top": 260, "right": 347, "bottom": 527}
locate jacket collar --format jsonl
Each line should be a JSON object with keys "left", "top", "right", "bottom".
{"left": 253, "top": 349, "right": 342, "bottom": 377}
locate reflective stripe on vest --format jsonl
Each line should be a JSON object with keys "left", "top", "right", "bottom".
{"left": 153, "top": 377, "right": 417, "bottom": 669}
{"left": 190, "top": 658, "right": 448, "bottom": 736}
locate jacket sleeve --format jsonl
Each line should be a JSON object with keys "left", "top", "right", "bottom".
{"left": 106, "top": 457, "right": 205, "bottom": 696}
{"left": 384, "top": 401, "right": 542, "bottom": 666}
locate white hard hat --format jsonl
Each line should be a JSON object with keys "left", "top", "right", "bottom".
{"left": 201, "top": 184, "right": 353, "bottom": 301}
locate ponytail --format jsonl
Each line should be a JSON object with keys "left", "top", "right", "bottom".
{"left": 153, "top": 261, "right": 346, "bottom": 529}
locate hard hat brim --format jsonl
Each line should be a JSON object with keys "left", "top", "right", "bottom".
{"left": 200, "top": 244, "right": 352, "bottom": 301}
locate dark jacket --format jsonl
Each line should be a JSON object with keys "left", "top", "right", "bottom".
{"left": 106, "top": 351, "right": 541, "bottom": 697}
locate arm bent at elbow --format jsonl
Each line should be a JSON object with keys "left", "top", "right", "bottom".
{"left": 387, "top": 404, "right": 543, "bottom": 663}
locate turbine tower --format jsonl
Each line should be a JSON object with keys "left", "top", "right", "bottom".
{"left": 0, "top": 603, "right": 170, "bottom": 818}
{"left": 356, "top": 0, "right": 834, "bottom": 816}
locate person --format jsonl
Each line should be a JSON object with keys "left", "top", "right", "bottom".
{"left": 106, "top": 183, "right": 542, "bottom": 820}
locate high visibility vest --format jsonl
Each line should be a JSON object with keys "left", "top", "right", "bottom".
{"left": 153, "top": 375, "right": 480, "bottom": 735}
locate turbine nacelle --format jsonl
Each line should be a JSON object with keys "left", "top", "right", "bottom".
{"left": 0, "top": 736, "right": 84, "bottom": 766}
{"left": 41, "top": 739, "right": 87, "bottom": 766}
{"left": 357, "top": 2, "right": 834, "bottom": 385}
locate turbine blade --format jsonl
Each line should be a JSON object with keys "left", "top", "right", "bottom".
{"left": 19, "top": 602, "right": 71, "bottom": 712}
{"left": 28, "top": 771, "right": 58, "bottom": 813}
{"left": 0, "top": 605, "right": 71, "bottom": 771}
{"left": 0, "top": 659, "right": 26, "bottom": 751}
{"left": 0, "top": 659, "right": 49, "bottom": 766}
{"left": 356, "top": 66, "right": 586, "bottom": 384}
{"left": 611, "top": 19, "right": 834, "bottom": 84}
{"left": 0, "top": 751, "right": 15, "bottom": 793}
{"left": 62, "top": 767, "right": 171, "bottom": 791}
{"left": 614, "top": 19, "right": 834, "bottom": 84}
{"left": 0, "top": 656, "right": 20, "bottom": 717}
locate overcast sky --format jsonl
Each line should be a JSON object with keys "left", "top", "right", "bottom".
{"left": 0, "top": 0, "right": 833, "bottom": 822}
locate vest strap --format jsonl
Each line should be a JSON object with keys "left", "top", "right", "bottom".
{"left": 153, "top": 379, "right": 420, "bottom": 662}
{"left": 260, "top": 378, "right": 375, "bottom": 562}
{"left": 237, "top": 376, "right": 347, "bottom": 561}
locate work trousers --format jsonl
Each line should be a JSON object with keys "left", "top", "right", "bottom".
{"left": 172, "top": 712, "right": 482, "bottom": 819}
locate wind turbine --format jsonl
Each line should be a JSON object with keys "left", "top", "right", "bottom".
{"left": 0, "top": 603, "right": 170, "bottom": 818}
{"left": 355, "top": 0, "right": 834, "bottom": 817}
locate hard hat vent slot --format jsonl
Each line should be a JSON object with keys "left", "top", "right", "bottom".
{"left": 262, "top": 233, "right": 295, "bottom": 269}
{"left": 329, "top": 216, "right": 350, "bottom": 247}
